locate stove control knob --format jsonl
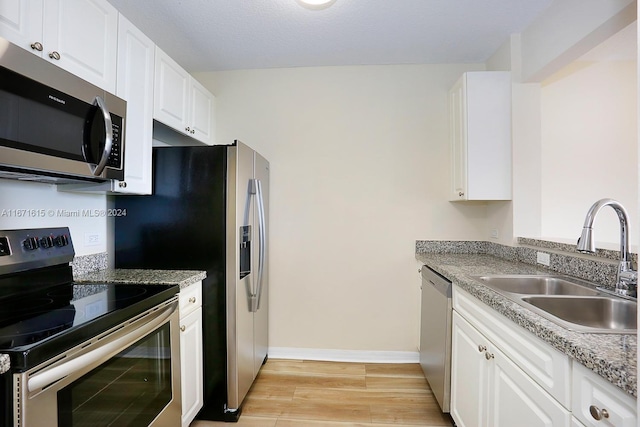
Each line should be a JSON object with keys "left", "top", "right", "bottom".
{"left": 40, "top": 236, "right": 53, "bottom": 249}
{"left": 23, "top": 237, "right": 40, "bottom": 251}
{"left": 53, "top": 234, "right": 69, "bottom": 247}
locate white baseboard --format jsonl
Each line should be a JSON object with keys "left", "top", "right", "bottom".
{"left": 267, "top": 347, "right": 420, "bottom": 364}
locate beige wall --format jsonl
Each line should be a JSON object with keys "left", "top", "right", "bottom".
{"left": 195, "top": 64, "right": 485, "bottom": 353}
{"left": 485, "top": 1, "right": 637, "bottom": 249}
{"left": 540, "top": 59, "right": 637, "bottom": 248}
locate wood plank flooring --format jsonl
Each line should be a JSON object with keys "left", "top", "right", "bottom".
{"left": 190, "top": 359, "right": 454, "bottom": 427}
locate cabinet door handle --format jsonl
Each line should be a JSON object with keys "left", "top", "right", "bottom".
{"left": 49, "top": 51, "right": 61, "bottom": 60}
{"left": 185, "top": 127, "right": 191, "bottom": 132}
{"left": 30, "top": 42, "right": 43, "bottom": 51}
{"left": 118, "top": 181, "right": 127, "bottom": 188}
{"left": 180, "top": 325, "right": 186, "bottom": 332}
{"left": 484, "top": 352, "right": 494, "bottom": 360}
{"left": 189, "top": 297, "right": 196, "bottom": 303}
{"left": 459, "top": 191, "right": 464, "bottom": 197}
{"left": 478, "top": 345, "right": 487, "bottom": 352}
{"left": 589, "top": 405, "right": 609, "bottom": 420}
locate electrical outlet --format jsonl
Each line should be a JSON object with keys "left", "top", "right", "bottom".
{"left": 536, "top": 252, "right": 551, "bottom": 266}
{"left": 84, "top": 233, "right": 101, "bottom": 246}
{"left": 490, "top": 228, "right": 499, "bottom": 239}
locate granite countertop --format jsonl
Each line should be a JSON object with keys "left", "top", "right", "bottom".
{"left": 74, "top": 268, "right": 207, "bottom": 290}
{"left": 0, "top": 354, "right": 9, "bottom": 375}
{"left": 416, "top": 252, "right": 637, "bottom": 398}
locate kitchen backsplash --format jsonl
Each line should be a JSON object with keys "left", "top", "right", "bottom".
{"left": 415, "top": 238, "right": 637, "bottom": 290}
{"left": 71, "top": 252, "right": 108, "bottom": 276}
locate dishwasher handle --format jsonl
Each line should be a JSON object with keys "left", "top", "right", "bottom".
{"left": 421, "top": 266, "right": 452, "bottom": 298}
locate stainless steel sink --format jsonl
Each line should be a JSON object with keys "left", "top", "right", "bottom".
{"left": 522, "top": 296, "right": 637, "bottom": 333}
{"left": 474, "top": 275, "right": 600, "bottom": 296}
{"left": 471, "top": 274, "right": 637, "bottom": 333}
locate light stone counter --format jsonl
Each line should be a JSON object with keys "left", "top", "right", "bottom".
{"left": 416, "top": 250, "right": 637, "bottom": 398}
{"left": 75, "top": 268, "right": 206, "bottom": 289}
{"left": 0, "top": 354, "right": 9, "bottom": 375}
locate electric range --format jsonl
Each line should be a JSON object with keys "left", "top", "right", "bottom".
{"left": 0, "top": 227, "right": 181, "bottom": 427}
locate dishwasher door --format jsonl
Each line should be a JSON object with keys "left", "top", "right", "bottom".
{"left": 419, "top": 266, "right": 452, "bottom": 413}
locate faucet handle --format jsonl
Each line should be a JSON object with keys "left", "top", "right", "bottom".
{"left": 619, "top": 269, "right": 637, "bottom": 285}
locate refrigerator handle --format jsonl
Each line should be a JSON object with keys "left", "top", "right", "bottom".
{"left": 250, "top": 179, "right": 267, "bottom": 312}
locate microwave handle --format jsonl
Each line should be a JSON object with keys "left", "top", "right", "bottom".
{"left": 91, "top": 96, "right": 113, "bottom": 176}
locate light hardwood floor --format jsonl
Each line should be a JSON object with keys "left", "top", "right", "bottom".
{"left": 191, "top": 359, "right": 454, "bottom": 427}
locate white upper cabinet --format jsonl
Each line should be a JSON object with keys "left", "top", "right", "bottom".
{"left": 189, "top": 77, "right": 214, "bottom": 144}
{"left": 0, "top": 0, "right": 43, "bottom": 49}
{"left": 449, "top": 71, "right": 512, "bottom": 201}
{"left": 114, "top": 14, "right": 155, "bottom": 194}
{"left": 154, "top": 46, "right": 215, "bottom": 145}
{"left": 154, "top": 47, "right": 190, "bottom": 133}
{"left": 0, "top": 0, "right": 118, "bottom": 93}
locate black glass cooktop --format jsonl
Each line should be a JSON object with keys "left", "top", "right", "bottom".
{"left": 0, "top": 265, "right": 178, "bottom": 372}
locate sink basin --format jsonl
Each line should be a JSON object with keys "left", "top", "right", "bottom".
{"left": 474, "top": 275, "right": 600, "bottom": 296}
{"left": 471, "top": 274, "right": 636, "bottom": 333}
{"left": 522, "top": 296, "right": 637, "bottom": 332}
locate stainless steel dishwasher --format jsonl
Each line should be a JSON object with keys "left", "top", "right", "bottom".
{"left": 419, "top": 265, "right": 452, "bottom": 413}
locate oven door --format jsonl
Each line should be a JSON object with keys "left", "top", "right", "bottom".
{"left": 14, "top": 298, "right": 181, "bottom": 427}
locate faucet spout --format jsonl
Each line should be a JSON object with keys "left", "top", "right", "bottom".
{"left": 577, "top": 198, "right": 636, "bottom": 298}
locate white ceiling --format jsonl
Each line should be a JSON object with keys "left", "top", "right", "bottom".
{"left": 106, "top": 0, "right": 555, "bottom": 72}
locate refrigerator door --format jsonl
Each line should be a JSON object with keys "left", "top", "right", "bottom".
{"left": 253, "top": 151, "right": 269, "bottom": 376}
{"left": 226, "top": 142, "right": 258, "bottom": 411}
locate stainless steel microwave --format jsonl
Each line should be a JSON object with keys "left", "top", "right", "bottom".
{"left": 0, "top": 37, "right": 125, "bottom": 184}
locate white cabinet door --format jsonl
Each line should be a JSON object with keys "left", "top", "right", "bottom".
{"left": 42, "top": 0, "right": 118, "bottom": 93}
{"left": 189, "top": 77, "right": 214, "bottom": 145}
{"left": 154, "top": 46, "right": 190, "bottom": 133}
{"left": 449, "top": 71, "right": 512, "bottom": 201}
{"left": 180, "top": 306, "right": 204, "bottom": 427}
{"left": 0, "top": 0, "right": 117, "bottom": 92}
{"left": 0, "top": 0, "right": 43, "bottom": 52}
{"left": 452, "top": 311, "right": 570, "bottom": 427}
{"left": 449, "top": 77, "right": 467, "bottom": 200}
{"left": 490, "top": 345, "right": 570, "bottom": 427}
{"left": 572, "top": 363, "right": 637, "bottom": 427}
{"left": 571, "top": 417, "right": 587, "bottom": 427}
{"left": 451, "top": 311, "right": 490, "bottom": 427}
{"left": 153, "top": 46, "right": 215, "bottom": 145}
{"left": 453, "top": 285, "right": 571, "bottom": 407}
{"left": 115, "top": 14, "right": 154, "bottom": 194}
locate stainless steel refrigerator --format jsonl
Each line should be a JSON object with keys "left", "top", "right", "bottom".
{"left": 113, "top": 140, "right": 269, "bottom": 421}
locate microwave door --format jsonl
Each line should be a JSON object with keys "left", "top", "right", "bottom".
{"left": 82, "top": 96, "right": 113, "bottom": 176}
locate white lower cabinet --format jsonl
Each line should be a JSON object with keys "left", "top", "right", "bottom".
{"left": 572, "top": 362, "right": 636, "bottom": 427}
{"left": 451, "top": 310, "right": 490, "bottom": 426}
{"left": 451, "top": 285, "right": 637, "bottom": 427}
{"left": 572, "top": 417, "right": 587, "bottom": 427}
{"left": 179, "top": 282, "right": 204, "bottom": 427}
{"left": 452, "top": 311, "right": 570, "bottom": 427}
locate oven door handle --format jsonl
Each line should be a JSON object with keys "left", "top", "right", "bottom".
{"left": 27, "top": 302, "right": 176, "bottom": 392}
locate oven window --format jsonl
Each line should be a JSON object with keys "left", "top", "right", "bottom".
{"left": 57, "top": 323, "right": 172, "bottom": 426}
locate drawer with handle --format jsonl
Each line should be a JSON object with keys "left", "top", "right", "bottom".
{"left": 179, "top": 281, "right": 202, "bottom": 317}
{"left": 572, "top": 362, "right": 636, "bottom": 427}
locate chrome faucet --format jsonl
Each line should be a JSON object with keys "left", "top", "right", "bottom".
{"left": 576, "top": 198, "right": 637, "bottom": 298}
